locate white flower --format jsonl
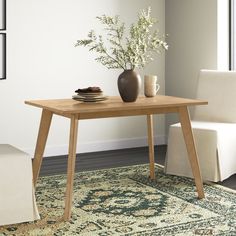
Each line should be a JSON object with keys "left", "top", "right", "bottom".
{"left": 75, "top": 7, "right": 168, "bottom": 70}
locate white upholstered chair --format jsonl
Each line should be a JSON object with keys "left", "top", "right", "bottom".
{"left": 165, "top": 70, "right": 236, "bottom": 182}
{"left": 0, "top": 144, "right": 40, "bottom": 225}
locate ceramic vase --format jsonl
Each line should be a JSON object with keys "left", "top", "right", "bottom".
{"left": 117, "top": 69, "right": 141, "bottom": 102}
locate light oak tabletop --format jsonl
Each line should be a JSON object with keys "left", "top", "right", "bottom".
{"left": 25, "top": 95, "right": 207, "bottom": 115}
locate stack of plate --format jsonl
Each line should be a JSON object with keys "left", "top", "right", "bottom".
{"left": 72, "top": 91, "right": 108, "bottom": 102}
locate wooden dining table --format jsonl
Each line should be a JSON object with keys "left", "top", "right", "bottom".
{"left": 25, "top": 95, "right": 207, "bottom": 221}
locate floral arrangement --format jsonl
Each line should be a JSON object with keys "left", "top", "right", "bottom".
{"left": 75, "top": 7, "right": 168, "bottom": 70}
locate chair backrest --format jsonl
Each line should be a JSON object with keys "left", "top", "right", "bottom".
{"left": 193, "top": 69, "right": 236, "bottom": 122}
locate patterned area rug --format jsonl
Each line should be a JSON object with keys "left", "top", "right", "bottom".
{"left": 0, "top": 164, "right": 236, "bottom": 235}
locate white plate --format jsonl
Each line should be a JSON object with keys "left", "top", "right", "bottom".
{"left": 77, "top": 92, "right": 103, "bottom": 98}
{"left": 72, "top": 95, "right": 108, "bottom": 102}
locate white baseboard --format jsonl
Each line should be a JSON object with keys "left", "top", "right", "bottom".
{"left": 25, "top": 135, "right": 167, "bottom": 158}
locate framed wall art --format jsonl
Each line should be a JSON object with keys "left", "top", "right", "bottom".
{"left": 0, "top": 0, "right": 6, "bottom": 30}
{"left": 0, "top": 33, "right": 6, "bottom": 79}
{"left": 0, "top": 0, "right": 6, "bottom": 79}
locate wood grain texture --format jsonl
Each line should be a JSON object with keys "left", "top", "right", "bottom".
{"left": 178, "top": 106, "right": 205, "bottom": 199}
{"left": 147, "top": 115, "right": 155, "bottom": 180}
{"left": 25, "top": 96, "right": 207, "bottom": 116}
{"left": 40, "top": 146, "right": 167, "bottom": 176}
{"left": 32, "top": 109, "right": 52, "bottom": 186}
{"left": 64, "top": 115, "right": 79, "bottom": 220}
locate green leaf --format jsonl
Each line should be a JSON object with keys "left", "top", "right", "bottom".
{"left": 75, "top": 7, "right": 168, "bottom": 69}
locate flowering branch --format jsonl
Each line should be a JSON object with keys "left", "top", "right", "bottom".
{"left": 75, "top": 7, "right": 168, "bottom": 70}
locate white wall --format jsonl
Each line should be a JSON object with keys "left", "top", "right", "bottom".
{"left": 165, "top": 0, "right": 228, "bottom": 129}
{"left": 0, "top": 0, "right": 166, "bottom": 156}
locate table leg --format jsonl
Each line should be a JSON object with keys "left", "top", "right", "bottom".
{"left": 33, "top": 109, "right": 53, "bottom": 186}
{"left": 147, "top": 114, "right": 155, "bottom": 180}
{"left": 178, "top": 106, "right": 205, "bottom": 199}
{"left": 64, "top": 115, "right": 79, "bottom": 221}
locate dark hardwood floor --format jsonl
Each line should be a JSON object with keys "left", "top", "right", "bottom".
{"left": 40, "top": 145, "right": 236, "bottom": 190}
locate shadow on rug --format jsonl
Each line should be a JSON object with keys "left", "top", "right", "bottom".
{"left": 0, "top": 164, "right": 236, "bottom": 235}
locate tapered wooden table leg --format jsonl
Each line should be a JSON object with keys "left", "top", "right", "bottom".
{"left": 178, "top": 106, "right": 205, "bottom": 199}
{"left": 64, "top": 115, "right": 79, "bottom": 221}
{"left": 33, "top": 109, "right": 53, "bottom": 186}
{"left": 147, "top": 114, "right": 155, "bottom": 180}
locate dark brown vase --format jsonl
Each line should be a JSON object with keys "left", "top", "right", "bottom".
{"left": 117, "top": 70, "right": 141, "bottom": 102}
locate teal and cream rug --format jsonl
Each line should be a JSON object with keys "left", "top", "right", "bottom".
{"left": 0, "top": 164, "right": 236, "bottom": 235}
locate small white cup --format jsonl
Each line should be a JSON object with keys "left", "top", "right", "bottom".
{"left": 144, "top": 75, "right": 160, "bottom": 97}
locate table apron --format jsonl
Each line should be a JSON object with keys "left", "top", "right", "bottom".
{"left": 53, "top": 106, "right": 180, "bottom": 120}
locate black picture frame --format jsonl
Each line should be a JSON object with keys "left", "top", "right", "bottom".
{"left": 0, "top": 33, "right": 6, "bottom": 79}
{"left": 0, "top": 0, "right": 6, "bottom": 30}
